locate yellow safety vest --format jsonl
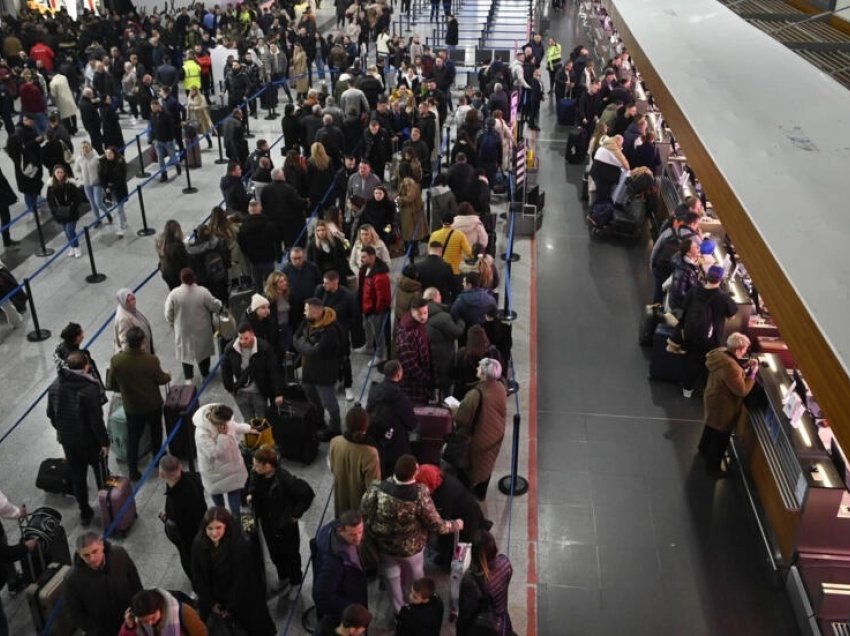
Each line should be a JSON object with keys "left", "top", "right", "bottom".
{"left": 546, "top": 44, "right": 563, "bottom": 70}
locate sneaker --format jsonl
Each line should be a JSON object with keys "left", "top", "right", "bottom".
{"left": 3, "top": 239, "right": 20, "bottom": 249}
{"left": 682, "top": 388, "right": 694, "bottom": 398}
{"left": 345, "top": 388, "right": 355, "bottom": 401}
{"left": 184, "top": 379, "right": 194, "bottom": 386}
{"left": 116, "top": 229, "right": 125, "bottom": 238}
{"left": 159, "top": 175, "right": 168, "bottom": 183}
{"left": 67, "top": 248, "right": 75, "bottom": 257}
{"left": 73, "top": 248, "right": 82, "bottom": 259}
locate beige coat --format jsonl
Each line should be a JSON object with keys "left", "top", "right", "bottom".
{"left": 328, "top": 434, "right": 381, "bottom": 518}
{"left": 456, "top": 379, "right": 508, "bottom": 486}
{"left": 703, "top": 348, "right": 755, "bottom": 433}
{"left": 187, "top": 92, "right": 213, "bottom": 135}
{"left": 397, "top": 181, "right": 427, "bottom": 241}
{"left": 49, "top": 74, "right": 77, "bottom": 120}
{"left": 291, "top": 49, "right": 309, "bottom": 94}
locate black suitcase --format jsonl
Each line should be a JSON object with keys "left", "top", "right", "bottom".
{"left": 35, "top": 458, "right": 74, "bottom": 496}
{"left": 19, "top": 508, "right": 72, "bottom": 585}
{"left": 164, "top": 384, "right": 198, "bottom": 466}
{"left": 183, "top": 124, "right": 201, "bottom": 169}
{"left": 649, "top": 323, "right": 685, "bottom": 383}
{"left": 229, "top": 285, "right": 254, "bottom": 322}
{"left": 639, "top": 304, "right": 662, "bottom": 347}
{"left": 565, "top": 127, "right": 588, "bottom": 164}
{"left": 209, "top": 105, "right": 231, "bottom": 126}
{"left": 267, "top": 403, "right": 319, "bottom": 465}
{"left": 0, "top": 267, "right": 27, "bottom": 312}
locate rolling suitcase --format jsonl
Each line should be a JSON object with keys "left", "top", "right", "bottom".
{"left": 98, "top": 458, "right": 137, "bottom": 535}
{"left": 449, "top": 530, "right": 471, "bottom": 620}
{"left": 19, "top": 508, "right": 72, "bottom": 585}
{"left": 565, "top": 127, "right": 588, "bottom": 164}
{"left": 229, "top": 285, "right": 254, "bottom": 321}
{"left": 413, "top": 406, "right": 453, "bottom": 466}
{"left": 164, "top": 384, "right": 198, "bottom": 466}
{"left": 639, "top": 304, "right": 662, "bottom": 347}
{"left": 183, "top": 125, "right": 202, "bottom": 169}
{"left": 107, "top": 396, "right": 152, "bottom": 464}
{"left": 649, "top": 323, "right": 685, "bottom": 383}
{"left": 267, "top": 403, "right": 319, "bottom": 465}
{"left": 35, "top": 458, "right": 74, "bottom": 496}
{"left": 25, "top": 563, "right": 74, "bottom": 634}
{"left": 557, "top": 97, "right": 577, "bottom": 126}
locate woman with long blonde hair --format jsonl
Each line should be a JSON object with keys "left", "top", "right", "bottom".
{"left": 307, "top": 219, "right": 352, "bottom": 278}
{"left": 307, "top": 142, "right": 335, "bottom": 210}
{"left": 348, "top": 223, "right": 391, "bottom": 273}
{"left": 264, "top": 271, "right": 293, "bottom": 351}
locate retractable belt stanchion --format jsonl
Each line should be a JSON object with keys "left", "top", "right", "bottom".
{"left": 82, "top": 227, "right": 106, "bottom": 284}
{"left": 23, "top": 278, "right": 50, "bottom": 342}
{"left": 31, "top": 208, "right": 54, "bottom": 258}
{"left": 498, "top": 413, "right": 528, "bottom": 496}
{"left": 215, "top": 124, "right": 229, "bottom": 165}
{"left": 182, "top": 151, "right": 198, "bottom": 195}
{"left": 135, "top": 133, "right": 151, "bottom": 178}
{"left": 135, "top": 185, "right": 156, "bottom": 237}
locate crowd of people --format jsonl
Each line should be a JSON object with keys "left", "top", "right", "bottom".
{"left": 0, "top": 0, "right": 542, "bottom": 633}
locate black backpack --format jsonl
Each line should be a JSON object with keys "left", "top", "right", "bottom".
{"left": 202, "top": 248, "right": 228, "bottom": 283}
{"left": 652, "top": 232, "right": 681, "bottom": 278}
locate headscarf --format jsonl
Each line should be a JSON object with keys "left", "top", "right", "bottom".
{"left": 114, "top": 288, "right": 154, "bottom": 353}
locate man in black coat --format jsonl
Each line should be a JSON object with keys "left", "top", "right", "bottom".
{"left": 248, "top": 445, "right": 315, "bottom": 595}
{"left": 78, "top": 87, "right": 104, "bottom": 153}
{"left": 315, "top": 270, "right": 360, "bottom": 402}
{"left": 222, "top": 108, "right": 248, "bottom": 164}
{"left": 415, "top": 241, "right": 457, "bottom": 303}
{"left": 237, "top": 200, "right": 280, "bottom": 291}
{"left": 226, "top": 60, "right": 251, "bottom": 111}
{"left": 260, "top": 168, "right": 309, "bottom": 249}
{"left": 65, "top": 533, "right": 143, "bottom": 636}
{"left": 221, "top": 323, "right": 285, "bottom": 420}
{"left": 220, "top": 161, "right": 251, "bottom": 218}
{"left": 446, "top": 152, "right": 475, "bottom": 205}
{"left": 300, "top": 103, "right": 324, "bottom": 152}
{"left": 46, "top": 352, "right": 109, "bottom": 526}
{"left": 366, "top": 360, "right": 417, "bottom": 477}
{"left": 361, "top": 119, "right": 392, "bottom": 183}
{"left": 283, "top": 248, "right": 324, "bottom": 332}
{"left": 158, "top": 454, "right": 207, "bottom": 586}
{"left": 315, "top": 115, "right": 346, "bottom": 169}
{"left": 150, "top": 100, "right": 181, "bottom": 182}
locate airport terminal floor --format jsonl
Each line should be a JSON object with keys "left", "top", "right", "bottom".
{"left": 0, "top": 3, "right": 808, "bottom": 635}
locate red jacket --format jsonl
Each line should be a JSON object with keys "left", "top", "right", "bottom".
{"left": 29, "top": 43, "right": 55, "bottom": 71}
{"left": 359, "top": 258, "right": 391, "bottom": 315}
{"left": 19, "top": 82, "right": 44, "bottom": 114}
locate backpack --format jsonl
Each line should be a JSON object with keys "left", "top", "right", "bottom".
{"left": 590, "top": 198, "right": 616, "bottom": 226}
{"left": 202, "top": 248, "right": 228, "bottom": 283}
{"left": 652, "top": 232, "right": 681, "bottom": 278}
{"left": 682, "top": 297, "right": 714, "bottom": 345}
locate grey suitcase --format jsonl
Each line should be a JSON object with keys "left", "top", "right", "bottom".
{"left": 107, "top": 396, "right": 152, "bottom": 464}
{"left": 25, "top": 563, "right": 75, "bottom": 634}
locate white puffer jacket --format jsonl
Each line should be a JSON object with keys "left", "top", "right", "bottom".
{"left": 74, "top": 149, "right": 102, "bottom": 186}
{"left": 193, "top": 404, "right": 252, "bottom": 495}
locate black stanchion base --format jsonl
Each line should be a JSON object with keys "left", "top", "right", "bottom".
{"left": 501, "top": 252, "right": 521, "bottom": 262}
{"left": 497, "top": 475, "right": 529, "bottom": 496}
{"left": 506, "top": 380, "right": 520, "bottom": 396}
{"left": 26, "top": 328, "right": 51, "bottom": 342}
{"left": 35, "top": 248, "right": 55, "bottom": 258}
{"left": 182, "top": 187, "right": 199, "bottom": 194}
{"left": 214, "top": 158, "right": 229, "bottom": 165}
{"left": 136, "top": 228, "right": 156, "bottom": 237}
{"left": 135, "top": 170, "right": 151, "bottom": 179}
{"left": 85, "top": 273, "right": 107, "bottom": 284}
{"left": 498, "top": 309, "right": 518, "bottom": 322}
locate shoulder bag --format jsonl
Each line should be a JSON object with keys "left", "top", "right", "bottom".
{"left": 442, "top": 388, "right": 483, "bottom": 471}
{"left": 469, "top": 572, "right": 501, "bottom": 635}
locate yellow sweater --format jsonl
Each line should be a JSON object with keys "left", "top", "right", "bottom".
{"left": 429, "top": 226, "right": 472, "bottom": 274}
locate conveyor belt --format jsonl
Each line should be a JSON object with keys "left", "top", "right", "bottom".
{"left": 717, "top": 0, "right": 850, "bottom": 89}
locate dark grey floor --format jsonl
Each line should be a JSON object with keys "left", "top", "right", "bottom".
{"left": 534, "top": 8, "right": 800, "bottom": 635}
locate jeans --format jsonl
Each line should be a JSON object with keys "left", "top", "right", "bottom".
{"left": 304, "top": 382, "right": 341, "bottom": 433}
{"left": 315, "top": 56, "right": 326, "bottom": 81}
{"left": 62, "top": 221, "right": 79, "bottom": 248}
{"left": 382, "top": 550, "right": 425, "bottom": 613}
{"left": 212, "top": 490, "right": 242, "bottom": 517}
{"left": 182, "top": 358, "right": 211, "bottom": 380}
{"left": 235, "top": 390, "right": 268, "bottom": 421}
{"left": 155, "top": 139, "right": 178, "bottom": 173}
{"left": 23, "top": 192, "right": 38, "bottom": 214}
{"left": 365, "top": 311, "right": 389, "bottom": 358}
{"left": 63, "top": 444, "right": 105, "bottom": 513}
{"left": 113, "top": 201, "right": 128, "bottom": 229}
{"left": 125, "top": 409, "right": 164, "bottom": 475}
{"left": 83, "top": 184, "right": 109, "bottom": 221}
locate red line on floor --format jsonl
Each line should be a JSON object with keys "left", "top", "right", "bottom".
{"left": 527, "top": 233, "right": 539, "bottom": 636}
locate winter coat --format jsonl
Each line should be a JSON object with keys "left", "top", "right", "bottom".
{"left": 237, "top": 214, "right": 280, "bottom": 263}
{"left": 359, "top": 258, "right": 392, "bottom": 315}
{"left": 191, "top": 526, "right": 276, "bottom": 635}
{"left": 453, "top": 214, "right": 488, "bottom": 249}
{"left": 415, "top": 254, "right": 457, "bottom": 303}
{"left": 456, "top": 379, "right": 507, "bottom": 486}
{"left": 158, "top": 239, "right": 190, "bottom": 290}
{"left": 164, "top": 283, "right": 222, "bottom": 363}
{"left": 222, "top": 117, "right": 248, "bottom": 163}
{"left": 307, "top": 238, "right": 352, "bottom": 277}
{"left": 451, "top": 288, "right": 497, "bottom": 327}
{"left": 47, "top": 367, "right": 109, "bottom": 450}
{"left": 8, "top": 125, "right": 44, "bottom": 194}
{"left": 312, "top": 520, "right": 369, "bottom": 621}
{"left": 221, "top": 336, "right": 284, "bottom": 399}
{"left": 293, "top": 306, "right": 346, "bottom": 385}
{"left": 220, "top": 174, "right": 251, "bottom": 217}
{"left": 703, "top": 348, "right": 755, "bottom": 433}
{"left": 187, "top": 91, "right": 213, "bottom": 134}
{"left": 163, "top": 471, "right": 207, "bottom": 553}
{"left": 46, "top": 177, "right": 84, "bottom": 223}
{"left": 425, "top": 301, "right": 465, "bottom": 390}
{"left": 366, "top": 378, "right": 417, "bottom": 478}
{"left": 668, "top": 253, "right": 704, "bottom": 313}
{"left": 107, "top": 349, "right": 170, "bottom": 415}
{"left": 117, "top": 588, "right": 207, "bottom": 636}
{"left": 398, "top": 182, "right": 427, "bottom": 241}
{"left": 193, "top": 404, "right": 253, "bottom": 495}
{"left": 361, "top": 477, "right": 456, "bottom": 557}
{"left": 457, "top": 554, "right": 513, "bottom": 636}
{"left": 328, "top": 432, "right": 381, "bottom": 517}
{"left": 291, "top": 49, "right": 309, "bottom": 93}
{"left": 260, "top": 181, "right": 309, "bottom": 247}
{"left": 75, "top": 149, "right": 102, "bottom": 186}
{"left": 100, "top": 105, "right": 124, "bottom": 149}
{"left": 430, "top": 226, "right": 472, "bottom": 275}
{"left": 349, "top": 239, "right": 391, "bottom": 275}
{"left": 97, "top": 156, "right": 128, "bottom": 200}
{"left": 428, "top": 185, "right": 458, "bottom": 232}
{"left": 680, "top": 285, "right": 738, "bottom": 349}
{"left": 248, "top": 466, "right": 315, "bottom": 531}
{"left": 355, "top": 197, "right": 396, "bottom": 243}
{"left": 394, "top": 312, "right": 432, "bottom": 404}
{"left": 64, "top": 542, "right": 143, "bottom": 636}
{"left": 49, "top": 73, "right": 77, "bottom": 119}
{"left": 394, "top": 276, "right": 422, "bottom": 325}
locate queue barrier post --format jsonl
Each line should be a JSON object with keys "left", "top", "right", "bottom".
{"left": 23, "top": 278, "right": 51, "bottom": 342}
{"left": 244, "top": 105, "right": 255, "bottom": 139}
{"left": 182, "top": 151, "right": 198, "bottom": 195}
{"left": 135, "top": 134, "right": 151, "bottom": 179}
{"left": 215, "top": 126, "right": 229, "bottom": 165}
{"left": 497, "top": 413, "right": 529, "bottom": 496}
{"left": 83, "top": 227, "right": 107, "bottom": 284}
{"left": 135, "top": 186, "right": 156, "bottom": 237}
{"left": 31, "top": 208, "right": 55, "bottom": 258}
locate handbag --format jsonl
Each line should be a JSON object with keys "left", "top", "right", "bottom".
{"left": 242, "top": 417, "right": 275, "bottom": 450}
{"left": 442, "top": 388, "right": 483, "bottom": 471}
{"left": 469, "top": 572, "right": 501, "bottom": 635}
{"left": 163, "top": 518, "right": 181, "bottom": 545}
{"left": 216, "top": 308, "right": 238, "bottom": 341}
{"left": 53, "top": 205, "right": 74, "bottom": 223}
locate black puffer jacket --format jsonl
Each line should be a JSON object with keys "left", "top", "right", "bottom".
{"left": 64, "top": 542, "right": 143, "bottom": 636}
{"left": 46, "top": 367, "right": 108, "bottom": 450}
{"left": 366, "top": 378, "right": 417, "bottom": 477}
{"left": 221, "top": 336, "right": 284, "bottom": 398}
{"left": 293, "top": 307, "right": 345, "bottom": 385}
{"left": 237, "top": 214, "right": 280, "bottom": 263}
{"left": 220, "top": 174, "right": 251, "bottom": 217}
